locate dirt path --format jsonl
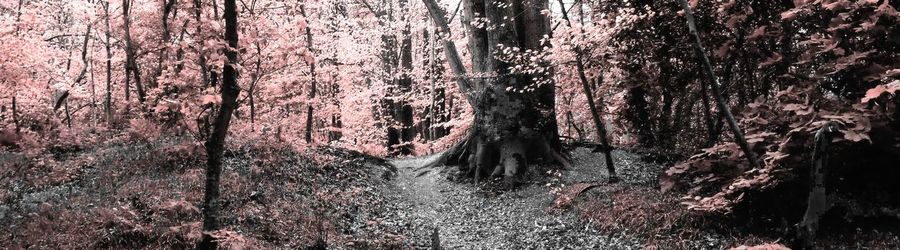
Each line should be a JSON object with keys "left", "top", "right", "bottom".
{"left": 383, "top": 149, "right": 654, "bottom": 249}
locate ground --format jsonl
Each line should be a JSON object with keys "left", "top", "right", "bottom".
{"left": 1, "top": 138, "right": 898, "bottom": 249}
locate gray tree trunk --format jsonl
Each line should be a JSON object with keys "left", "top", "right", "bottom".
{"left": 423, "top": 0, "right": 568, "bottom": 185}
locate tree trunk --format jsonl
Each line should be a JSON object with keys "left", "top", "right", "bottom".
{"left": 565, "top": 111, "right": 584, "bottom": 141}
{"left": 700, "top": 75, "right": 716, "bottom": 147}
{"left": 626, "top": 85, "right": 654, "bottom": 145}
{"left": 300, "top": 5, "right": 316, "bottom": 144}
{"left": 54, "top": 25, "right": 92, "bottom": 124}
{"left": 154, "top": 0, "right": 177, "bottom": 89}
{"left": 389, "top": 0, "right": 416, "bottom": 155}
{"left": 123, "top": 0, "right": 145, "bottom": 104}
{"left": 423, "top": 0, "right": 568, "bottom": 185}
{"left": 556, "top": 0, "right": 617, "bottom": 180}
{"left": 795, "top": 122, "right": 837, "bottom": 249}
{"left": 194, "top": 0, "right": 210, "bottom": 87}
{"left": 104, "top": 0, "right": 114, "bottom": 122}
{"left": 199, "top": 0, "right": 239, "bottom": 248}
{"left": 679, "top": 0, "right": 760, "bottom": 169}
{"left": 12, "top": 96, "right": 19, "bottom": 134}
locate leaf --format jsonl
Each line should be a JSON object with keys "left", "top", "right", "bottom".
{"left": 841, "top": 129, "right": 870, "bottom": 142}
{"left": 747, "top": 26, "right": 767, "bottom": 40}
{"left": 715, "top": 42, "right": 732, "bottom": 59}
{"left": 823, "top": 0, "right": 848, "bottom": 11}
{"left": 780, "top": 8, "right": 804, "bottom": 20}
{"left": 861, "top": 80, "right": 900, "bottom": 103}
{"left": 200, "top": 94, "right": 222, "bottom": 105}
{"left": 759, "top": 53, "right": 782, "bottom": 68}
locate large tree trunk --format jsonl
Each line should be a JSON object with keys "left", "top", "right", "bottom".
{"left": 423, "top": 0, "right": 567, "bottom": 185}
{"left": 199, "top": 0, "right": 239, "bottom": 248}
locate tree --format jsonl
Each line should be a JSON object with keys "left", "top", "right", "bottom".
{"left": 678, "top": 0, "right": 760, "bottom": 169}
{"left": 556, "top": 0, "right": 617, "bottom": 181}
{"left": 301, "top": 4, "right": 317, "bottom": 144}
{"left": 423, "top": 0, "right": 569, "bottom": 184}
{"left": 199, "top": 0, "right": 240, "bottom": 247}
{"left": 123, "top": 0, "right": 145, "bottom": 104}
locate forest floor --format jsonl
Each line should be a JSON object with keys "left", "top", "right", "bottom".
{"left": 380, "top": 148, "right": 740, "bottom": 249}
{"left": 2, "top": 137, "right": 897, "bottom": 249}
{"left": 381, "top": 149, "right": 713, "bottom": 249}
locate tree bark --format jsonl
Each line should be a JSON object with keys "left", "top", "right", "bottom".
{"left": 194, "top": 0, "right": 210, "bottom": 86}
{"left": 123, "top": 0, "right": 145, "bottom": 104}
{"left": 103, "top": 0, "right": 114, "bottom": 122}
{"left": 300, "top": 5, "right": 317, "bottom": 144}
{"left": 199, "top": 0, "right": 239, "bottom": 247}
{"left": 389, "top": 0, "right": 416, "bottom": 155}
{"left": 12, "top": 0, "right": 23, "bottom": 134}
{"left": 699, "top": 75, "right": 716, "bottom": 147}
{"left": 54, "top": 25, "right": 92, "bottom": 118}
{"left": 153, "top": 0, "right": 177, "bottom": 89}
{"left": 556, "top": 0, "right": 617, "bottom": 180}
{"left": 795, "top": 122, "right": 837, "bottom": 249}
{"left": 423, "top": 0, "right": 567, "bottom": 185}
{"left": 12, "top": 96, "right": 19, "bottom": 134}
{"left": 679, "top": 0, "right": 760, "bottom": 169}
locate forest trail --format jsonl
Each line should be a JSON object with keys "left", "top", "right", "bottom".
{"left": 384, "top": 148, "right": 659, "bottom": 249}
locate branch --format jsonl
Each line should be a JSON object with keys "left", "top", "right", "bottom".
{"left": 421, "top": 0, "right": 475, "bottom": 106}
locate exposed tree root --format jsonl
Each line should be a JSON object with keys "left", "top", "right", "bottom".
{"left": 420, "top": 130, "right": 570, "bottom": 186}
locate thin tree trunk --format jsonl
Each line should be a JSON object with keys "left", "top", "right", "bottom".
{"left": 14, "top": 0, "right": 23, "bottom": 34}
{"left": 104, "top": 0, "right": 113, "bottom": 122}
{"left": 154, "top": 0, "right": 177, "bottom": 89}
{"left": 90, "top": 53, "right": 97, "bottom": 128}
{"left": 64, "top": 101, "right": 72, "bottom": 128}
{"left": 54, "top": 25, "right": 92, "bottom": 117}
{"left": 301, "top": 5, "right": 316, "bottom": 144}
{"left": 194, "top": 0, "right": 210, "bottom": 86}
{"left": 700, "top": 76, "right": 716, "bottom": 147}
{"left": 12, "top": 0, "right": 23, "bottom": 134}
{"left": 200, "top": 0, "right": 239, "bottom": 247}
{"left": 565, "top": 111, "right": 585, "bottom": 141}
{"left": 557, "top": 0, "right": 617, "bottom": 180}
{"left": 12, "top": 96, "right": 19, "bottom": 134}
{"left": 679, "top": 0, "right": 760, "bottom": 168}
{"left": 123, "top": 0, "right": 145, "bottom": 104}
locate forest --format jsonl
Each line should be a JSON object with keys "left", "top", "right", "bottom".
{"left": 0, "top": 0, "right": 898, "bottom": 249}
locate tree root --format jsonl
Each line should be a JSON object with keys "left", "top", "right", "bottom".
{"left": 419, "top": 132, "right": 570, "bottom": 186}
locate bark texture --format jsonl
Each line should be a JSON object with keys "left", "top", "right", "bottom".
{"left": 199, "top": 0, "right": 239, "bottom": 248}
{"left": 423, "top": 0, "right": 567, "bottom": 185}
{"left": 123, "top": 0, "right": 145, "bottom": 104}
{"left": 301, "top": 5, "right": 317, "bottom": 144}
{"left": 795, "top": 122, "right": 837, "bottom": 249}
